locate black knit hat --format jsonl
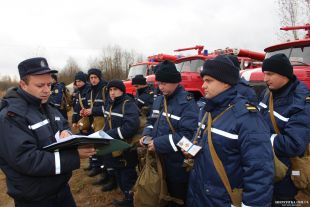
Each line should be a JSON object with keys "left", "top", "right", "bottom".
{"left": 18, "top": 57, "right": 58, "bottom": 79}
{"left": 107, "top": 80, "right": 126, "bottom": 93}
{"left": 88, "top": 68, "right": 102, "bottom": 80}
{"left": 155, "top": 60, "right": 181, "bottom": 83}
{"left": 200, "top": 55, "right": 240, "bottom": 85}
{"left": 227, "top": 55, "right": 240, "bottom": 69}
{"left": 75, "top": 71, "right": 87, "bottom": 83}
{"left": 262, "top": 53, "right": 293, "bottom": 79}
{"left": 132, "top": 75, "right": 147, "bottom": 85}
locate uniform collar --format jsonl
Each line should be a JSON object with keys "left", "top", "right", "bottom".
{"left": 109, "top": 94, "right": 127, "bottom": 105}
{"left": 16, "top": 87, "right": 43, "bottom": 107}
{"left": 137, "top": 86, "right": 149, "bottom": 95}
{"left": 204, "top": 86, "right": 237, "bottom": 112}
{"left": 166, "top": 84, "right": 183, "bottom": 100}
{"left": 271, "top": 76, "right": 298, "bottom": 98}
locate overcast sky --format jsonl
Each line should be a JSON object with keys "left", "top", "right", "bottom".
{"left": 0, "top": 0, "right": 281, "bottom": 78}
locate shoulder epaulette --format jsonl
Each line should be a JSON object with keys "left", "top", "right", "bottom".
{"left": 245, "top": 104, "right": 258, "bottom": 112}
{"left": 306, "top": 96, "right": 310, "bottom": 101}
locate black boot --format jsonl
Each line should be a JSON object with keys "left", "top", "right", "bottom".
{"left": 112, "top": 198, "right": 133, "bottom": 207}
{"left": 87, "top": 167, "right": 102, "bottom": 177}
{"left": 101, "top": 176, "right": 117, "bottom": 192}
{"left": 92, "top": 170, "right": 109, "bottom": 185}
{"left": 112, "top": 192, "right": 133, "bottom": 207}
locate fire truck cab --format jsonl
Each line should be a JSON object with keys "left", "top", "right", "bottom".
{"left": 241, "top": 24, "right": 310, "bottom": 96}
{"left": 173, "top": 46, "right": 265, "bottom": 100}
{"left": 124, "top": 54, "right": 180, "bottom": 95}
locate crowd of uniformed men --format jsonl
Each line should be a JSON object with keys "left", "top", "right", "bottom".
{"left": 0, "top": 53, "right": 309, "bottom": 207}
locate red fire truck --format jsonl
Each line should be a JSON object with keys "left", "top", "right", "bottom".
{"left": 172, "top": 45, "right": 265, "bottom": 100}
{"left": 241, "top": 24, "right": 310, "bottom": 95}
{"left": 124, "top": 54, "right": 181, "bottom": 95}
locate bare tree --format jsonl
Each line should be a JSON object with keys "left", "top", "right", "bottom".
{"left": 277, "top": 0, "right": 310, "bottom": 40}
{"left": 0, "top": 75, "right": 18, "bottom": 95}
{"left": 89, "top": 45, "right": 141, "bottom": 81}
{"left": 58, "top": 57, "right": 81, "bottom": 85}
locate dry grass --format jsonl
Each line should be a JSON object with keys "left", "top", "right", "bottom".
{"left": 0, "top": 160, "right": 122, "bottom": 207}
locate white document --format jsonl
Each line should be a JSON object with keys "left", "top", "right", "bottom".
{"left": 55, "top": 130, "right": 114, "bottom": 143}
{"left": 177, "top": 136, "right": 202, "bottom": 156}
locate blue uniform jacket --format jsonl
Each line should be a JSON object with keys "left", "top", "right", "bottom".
{"left": 72, "top": 83, "right": 91, "bottom": 124}
{"left": 49, "top": 82, "right": 65, "bottom": 108}
{"left": 0, "top": 88, "right": 80, "bottom": 201}
{"left": 85, "top": 80, "right": 108, "bottom": 116}
{"left": 103, "top": 94, "right": 140, "bottom": 167}
{"left": 143, "top": 85, "right": 199, "bottom": 183}
{"left": 135, "top": 85, "right": 154, "bottom": 116}
{"left": 103, "top": 94, "right": 140, "bottom": 141}
{"left": 236, "top": 78, "right": 258, "bottom": 105}
{"left": 187, "top": 87, "right": 274, "bottom": 207}
{"left": 258, "top": 79, "right": 310, "bottom": 198}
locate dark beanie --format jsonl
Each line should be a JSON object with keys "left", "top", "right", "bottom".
{"left": 155, "top": 60, "right": 181, "bottom": 83}
{"left": 262, "top": 53, "right": 293, "bottom": 79}
{"left": 88, "top": 68, "right": 102, "bottom": 80}
{"left": 107, "top": 80, "right": 126, "bottom": 93}
{"left": 227, "top": 55, "right": 240, "bottom": 69}
{"left": 200, "top": 55, "right": 240, "bottom": 85}
{"left": 75, "top": 71, "right": 87, "bottom": 83}
{"left": 132, "top": 75, "right": 147, "bottom": 85}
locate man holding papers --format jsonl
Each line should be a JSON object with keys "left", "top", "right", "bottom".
{"left": 0, "top": 57, "right": 96, "bottom": 207}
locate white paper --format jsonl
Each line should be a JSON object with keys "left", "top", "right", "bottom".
{"left": 54, "top": 130, "right": 114, "bottom": 143}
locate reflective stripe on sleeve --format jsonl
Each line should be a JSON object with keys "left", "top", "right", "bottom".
{"left": 117, "top": 127, "right": 124, "bottom": 139}
{"left": 54, "top": 151, "right": 61, "bottom": 175}
{"left": 169, "top": 134, "right": 178, "bottom": 152}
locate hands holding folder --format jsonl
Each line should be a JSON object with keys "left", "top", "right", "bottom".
{"left": 43, "top": 130, "right": 131, "bottom": 157}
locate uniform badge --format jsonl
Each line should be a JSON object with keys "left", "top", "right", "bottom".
{"left": 245, "top": 104, "right": 258, "bottom": 112}
{"left": 40, "top": 60, "right": 47, "bottom": 67}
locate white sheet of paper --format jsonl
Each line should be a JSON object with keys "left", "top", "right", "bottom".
{"left": 54, "top": 130, "right": 114, "bottom": 143}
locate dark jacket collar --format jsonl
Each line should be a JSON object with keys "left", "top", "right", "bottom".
{"left": 166, "top": 84, "right": 183, "bottom": 100}
{"left": 109, "top": 93, "right": 128, "bottom": 106}
{"left": 16, "top": 87, "right": 42, "bottom": 107}
{"left": 271, "top": 76, "right": 298, "bottom": 98}
{"left": 204, "top": 86, "right": 237, "bottom": 112}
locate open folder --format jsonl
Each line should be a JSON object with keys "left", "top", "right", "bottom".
{"left": 43, "top": 130, "right": 131, "bottom": 154}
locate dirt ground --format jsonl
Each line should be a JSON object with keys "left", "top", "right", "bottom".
{"left": 0, "top": 159, "right": 122, "bottom": 207}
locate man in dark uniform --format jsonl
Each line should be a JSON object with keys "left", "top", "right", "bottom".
{"left": 50, "top": 74, "right": 68, "bottom": 119}
{"left": 258, "top": 54, "right": 310, "bottom": 206}
{"left": 0, "top": 57, "right": 96, "bottom": 207}
{"left": 82, "top": 68, "right": 108, "bottom": 177}
{"left": 140, "top": 60, "right": 199, "bottom": 207}
{"left": 131, "top": 74, "right": 154, "bottom": 116}
{"left": 71, "top": 71, "right": 91, "bottom": 134}
{"left": 101, "top": 80, "right": 140, "bottom": 207}
{"left": 187, "top": 55, "right": 274, "bottom": 207}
